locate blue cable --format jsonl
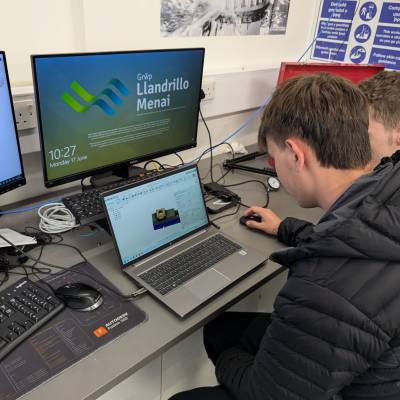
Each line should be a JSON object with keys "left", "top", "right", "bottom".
{"left": 0, "top": 198, "right": 62, "bottom": 215}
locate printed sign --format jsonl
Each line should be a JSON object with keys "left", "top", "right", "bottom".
{"left": 312, "top": 0, "right": 400, "bottom": 70}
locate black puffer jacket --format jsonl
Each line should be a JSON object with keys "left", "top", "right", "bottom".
{"left": 216, "top": 155, "right": 400, "bottom": 400}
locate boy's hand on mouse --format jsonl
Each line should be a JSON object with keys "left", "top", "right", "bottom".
{"left": 243, "top": 207, "right": 282, "bottom": 236}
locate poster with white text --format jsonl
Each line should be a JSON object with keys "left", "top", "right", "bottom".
{"left": 312, "top": 0, "right": 400, "bottom": 70}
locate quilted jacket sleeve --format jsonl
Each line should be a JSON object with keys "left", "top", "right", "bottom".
{"left": 215, "top": 275, "right": 390, "bottom": 400}
{"left": 277, "top": 218, "right": 315, "bottom": 247}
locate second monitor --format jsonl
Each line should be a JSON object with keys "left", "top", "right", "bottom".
{"left": 32, "top": 48, "right": 205, "bottom": 188}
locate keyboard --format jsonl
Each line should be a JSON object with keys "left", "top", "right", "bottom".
{"left": 63, "top": 170, "right": 167, "bottom": 225}
{"left": 139, "top": 234, "right": 241, "bottom": 295}
{"left": 0, "top": 279, "right": 64, "bottom": 362}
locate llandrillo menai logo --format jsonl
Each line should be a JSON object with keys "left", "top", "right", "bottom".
{"left": 62, "top": 78, "right": 129, "bottom": 116}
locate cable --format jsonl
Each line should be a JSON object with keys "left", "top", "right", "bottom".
{"left": 199, "top": 107, "right": 215, "bottom": 182}
{"left": 187, "top": 99, "right": 270, "bottom": 165}
{"left": 223, "top": 179, "right": 270, "bottom": 208}
{"left": 174, "top": 152, "right": 184, "bottom": 166}
{"left": 0, "top": 198, "right": 62, "bottom": 215}
{"left": 210, "top": 202, "right": 241, "bottom": 223}
{"left": 143, "top": 159, "right": 165, "bottom": 171}
{"left": 0, "top": 233, "right": 146, "bottom": 300}
{"left": 38, "top": 203, "right": 79, "bottom": 234}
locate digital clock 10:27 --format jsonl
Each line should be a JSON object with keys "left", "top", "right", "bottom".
{"left": 48, "top": 145, "right": 77, "bottom": 161}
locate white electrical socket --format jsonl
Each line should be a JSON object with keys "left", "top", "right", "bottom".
{"left": 14, "top": 99, "right": 36, "bottom": 130}
{"left": 202, "top": 79, "right": 216, "bottom": 101}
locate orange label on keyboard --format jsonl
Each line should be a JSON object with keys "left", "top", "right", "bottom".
{"left": 93, "top": 326, "right": 108, "bottom": 338}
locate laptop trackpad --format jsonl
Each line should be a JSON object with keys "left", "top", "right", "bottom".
{"left": 184, "top": 269, "right": 230, "bottom": 300}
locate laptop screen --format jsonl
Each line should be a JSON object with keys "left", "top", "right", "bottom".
{"left": 103, "top": 166, "right": 209, "bottom": 267}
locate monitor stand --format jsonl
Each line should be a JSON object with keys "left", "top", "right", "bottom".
{"left": 89, "top": 165, "right": 145, "bottom": 189}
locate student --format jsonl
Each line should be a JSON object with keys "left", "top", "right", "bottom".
{"left": 360, "top": 71, "right": 400, "bottom": 167}
{"left": 169, "top": 73, "right": 400, "bottom": 399}
{"left": 245, "top": 70, "right": 400, "bottom": 246}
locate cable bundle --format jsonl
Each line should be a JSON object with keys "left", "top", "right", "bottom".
{"left": 38, "top": 203, "right": 79, "bottom": 233}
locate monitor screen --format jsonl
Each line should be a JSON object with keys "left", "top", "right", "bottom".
{"left": 0, "top": 51, "right": 25, "bottom": 195}
{"left": 103, "top": 165, "right": 209, "bottom": 267}
{"left": 32, "top": 48, "right": 205, "bottom": 188}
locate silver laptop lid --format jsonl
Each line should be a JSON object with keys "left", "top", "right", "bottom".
{"left": 103, "top": 165, "right": 210, "bottom": 268}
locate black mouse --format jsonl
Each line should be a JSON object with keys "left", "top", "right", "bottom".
{"left": 54, "top": 282, "right": 103, "bottom": 311}
{"left": 240, "top": 214, "right": 262, "bottom": 226}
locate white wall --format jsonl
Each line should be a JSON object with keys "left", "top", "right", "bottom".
{"left": 3, "top": 0, "right": 320, "bottom": 85}
{"left": 82, "top": 0, "right": 319, "bottom": 73}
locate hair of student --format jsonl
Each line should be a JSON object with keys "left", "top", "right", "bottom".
{"left": 359, "top": 70, "right": 400, "bottom": 130}
{"left": 258, "top": 73, "right": 371, "bottom": 169}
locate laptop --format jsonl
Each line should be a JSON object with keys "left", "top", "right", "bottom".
{"left": 102, "top": 165, "right": 267, "bottom": 317}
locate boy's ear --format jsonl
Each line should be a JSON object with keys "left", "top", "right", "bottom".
{"left": 285, "top": 138, "right": 305, "bottom": 171}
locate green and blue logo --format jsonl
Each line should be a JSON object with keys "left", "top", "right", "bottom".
{"left": 62, "top": 78, "right": 129, "bottom": 116}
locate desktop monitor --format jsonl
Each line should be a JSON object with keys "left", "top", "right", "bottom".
{"left": 0, "top": 51, "right": 26, "bottom": 195}
{"left": 31, "top": 48, "right": 205, "bottom": 188}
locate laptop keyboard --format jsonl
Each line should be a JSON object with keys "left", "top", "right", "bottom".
{"left": 139, "top": 234, "right": 242, "bottom": 295}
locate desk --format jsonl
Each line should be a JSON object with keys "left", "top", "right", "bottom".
{"left": 0, "top": 152, "right": 322, "bottom": 400}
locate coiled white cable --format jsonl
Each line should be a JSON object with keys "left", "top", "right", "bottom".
{"left": 38, "top": 203, "right": 79, "bottom": 234}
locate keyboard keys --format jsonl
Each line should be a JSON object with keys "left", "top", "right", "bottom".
{"left": 140, "top": 234, "right": 241, "bottom": 295}
{"left": 0, "top": 279, "right": 64, "bottom": 361}
{"left": 62, "top": 170, "right": 167, "bottom": 225}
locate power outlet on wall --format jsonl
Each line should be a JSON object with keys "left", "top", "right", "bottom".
{"left": 202, "top": 79, "right": 216, "bottom": 101}
{"left": 14, "top": 99, "right": 36, "bottom": 130}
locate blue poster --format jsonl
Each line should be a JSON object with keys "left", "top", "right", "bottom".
{"left": 314, "top": 40, "right": 347, "bottom": 61}
{"left": 369, "top": 47, "right": 400, "bottom": 69}
{"left": 318, "top": 20, "right": 352, "bottom": 41}
{"left": 374, "top": 25, "right": 400, "bottom": 47}
{"left": 321, "top": 0, "right": 357, "bottom": 20}
{"left": 379, "top": 2, "right": 400, "bottom": 23}
{"left": 312, "top": 0, "right": 400, "bottom": 71}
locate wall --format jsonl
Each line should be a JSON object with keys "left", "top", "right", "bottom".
{"left": 3, "top": 0, "right": 320, "bottom": 85}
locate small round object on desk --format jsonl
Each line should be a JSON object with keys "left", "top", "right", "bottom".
{"left": 267, "top": 176, "right": 280, "bottom": 191}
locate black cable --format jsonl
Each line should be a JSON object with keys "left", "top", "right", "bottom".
{"left": 201, "top": 163, "right": 227, "bottom": 182}
{"left": 174, "top": 152, "right": 184, "bottom": 166}
{"left": 199, "top": 140, "right": 234, "bottom": 183}
{"left": 143, "top": 159, "right": 165, "bottom": 171}
{"left": 24, "top": 226, "right": 63, "bottom": 245}
{"left": 238, "top": 201, "right": 251, "bottom": 209}
{"left": 199, "top": 107, "right": 214, "bottom": 182}
{"left": 0, "top": 233, "right": 145, "bottom": 301}
{"left": 215, "top": 168, "right": 231, "bottom": 184}
{"left": 210, "top": 201, "right": 241, "bottom": 223}
{"left": 224, "top": 142, "right": 235, "bottom": 159}
{"left": 223, "top": 179, "right": 270, "bottom": 208}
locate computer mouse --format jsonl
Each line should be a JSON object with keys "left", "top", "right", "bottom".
{"left": 239, "top": 214, "right": 262, "bottom": 226}
{"left": 54, "top": 282, "right": 103, "bottom": 312}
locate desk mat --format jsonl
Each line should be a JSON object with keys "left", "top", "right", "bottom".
{"left": 0, "top": 261, "right": 147, "bottom": 400}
